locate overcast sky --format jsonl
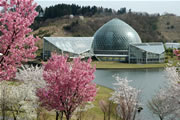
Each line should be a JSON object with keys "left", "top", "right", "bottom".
{"left": 35, "top": 0, "right": 180, "bottom": 16}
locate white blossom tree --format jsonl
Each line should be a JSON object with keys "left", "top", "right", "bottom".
{"left": 109, "top": 75, "right": 141, "bottom": 120}
{"left": 16, "top": 65, "right": 46, "bottom": 89}
{"left": 73, "top": 102, "right": 94, "bottom": 120}
{"left": 148, "top": 66, "right": 180, "bottom": 120}
{"left": 148, "top": 89, "right": 178, "bottom": 120}
{"left": 165, "top": 66, "right": 180, "bottom": 103}
{"left": 99, "top": 100, "right": 108, "bottom": 120}
{"left": 0, "top": 81, "right": 11, "bottom": 120}
{"left": 15, "top": 65, "right": 46, "bottom": 119}
{"left": 9, "top": 83, "right": 38, "bottom": 120}
{"left": 0, "top": 81, "right": 38, "bottom": 120}
{"left": 164, "top": 66, "right": 180, "bottom": 118}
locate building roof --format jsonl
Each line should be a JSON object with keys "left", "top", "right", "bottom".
{"left": 165, "top": 43, "right": 180, "bottom": 49}
{"left": 44, "top": 37, "right": 93, "bottom": 54}
{"left": 131, "top": 43, "right": 165, "bottom": 54}
{"left": 93, "top": 18, "right": 142, "bottom": 51}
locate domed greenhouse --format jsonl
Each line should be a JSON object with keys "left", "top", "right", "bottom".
{"left": 92, "top": 18, "right": 142, "bottom": 61}
{"left": 93, "top": 18, "right": 141, "bottom": 52}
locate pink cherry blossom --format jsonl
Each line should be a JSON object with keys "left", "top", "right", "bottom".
{"left": 0, "top": 0, "right": 39, "bottom": 81}
{"left": 173, "top": 49, "right": 180, "bottom": 60}
{"left": 37, "top": 54, "right": 97, "bottom": 120}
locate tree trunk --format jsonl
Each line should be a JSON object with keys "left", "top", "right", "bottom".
{"left": 65, "top": 113, "right": 71, "bottom": 120}
{"left": 12, "top": 111, "right": 16, "bottom": 120}
{"left": 56, "top": 111, "right": 59, "bottom": 120}
{"left": 104, "top": 112, "right": 106, "bottom": 120}
{"left": 2, "top": 113, "right": 5, "bottom": 120}
{"left": 108, "top": 102, "right": 111, "bottom": 120}
{"left": 1, "top": 100, "right": 6, "bottom": 120}
{"left": 159, "top": 115, "right": 163, "bottom": 120}
{"left": 132, "top": 109, "right": 137, "bottom": 120}
{"left": 13, "top": 116, "right": 17, "bottom": 120}
{"left": 2, "top": 109, "right": 6, "bottom": 120}
{"left": 60, "top": 111, "right": 63, "bottom": 120}
{"left": 79, "top": 112, "right": 82, "bottom": 120}
{"left": 66, "top": 116, "right": 70, "bottom": 120}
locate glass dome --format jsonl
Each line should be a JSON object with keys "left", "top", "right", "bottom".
{"left": 92, "top": 18, "right": 142, "bottom": 53}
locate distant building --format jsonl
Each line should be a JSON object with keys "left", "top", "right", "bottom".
{"left": 69, "top": 14, "right": 74, "bottom": 19}
{"left": 129, "top": 43, "right": 165, "bottom": 64}
{"left": 43, "top": 18, "right": 165, "bottom": 64}
{"left": 165, "top": 43, "right": 180, "bottom": 49}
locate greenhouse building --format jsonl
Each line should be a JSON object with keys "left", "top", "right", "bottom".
{"left": 165, "top": 43, "right": 180, "bottom": 49}
{"left": 43, "top": 37, "right": 93, "bottom": 60}
{"left": 129, "top": 43, "right": 165, "bottom": 64}
{"left": 43, "top": 18, "right": 165, "bottom": 64}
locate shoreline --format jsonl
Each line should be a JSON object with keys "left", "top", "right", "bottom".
{"left": 27, "top": 60, "right": 166, "bottom": 69}
{"left": 91, "top": 61, "right": 166, "bottom": 69}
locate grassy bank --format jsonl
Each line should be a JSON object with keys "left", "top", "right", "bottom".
{"left": 91, "top": 61, "right": 166, "bottom": 69}
{"left": 36, "top": 61, "right": 166, "bottom": 69}
{"left": 81, "top": 85, "right": 116, "bottom": 120}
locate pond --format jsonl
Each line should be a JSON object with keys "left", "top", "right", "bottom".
{"left": 94, "top": 68, "right": 167, "bottom": 120}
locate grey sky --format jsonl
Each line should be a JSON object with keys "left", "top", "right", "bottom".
{"left": 35, "top": 0, "right": 180, "bottom": 16}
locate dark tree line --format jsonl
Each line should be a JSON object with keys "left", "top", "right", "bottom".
{"left": 43, "top": 4, "right": 98, "bottom": 18}
{"left": 117, "top": 7, "right": 127, "bottom": 14}
{"left": 32, "top": 4, "right": 128, "bottom": 30}
{"left": 35, "top": 4, "right": 129, "bottom": 20}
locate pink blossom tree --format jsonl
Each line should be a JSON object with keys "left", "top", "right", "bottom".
{"left": 173, "top": 49, "right": 180, "bottom": 60}
{"left": 37, "top": 54, "right": 97, "bottom": 120}
{"left": 0, "top": 0, "right": 39, "bottom": 81}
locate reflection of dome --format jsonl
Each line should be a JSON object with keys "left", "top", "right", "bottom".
{"left": 92, "top": 18, "right": 142, "bottom": 53}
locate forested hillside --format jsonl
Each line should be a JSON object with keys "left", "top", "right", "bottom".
{"left": 32, "top": 4, "right": 180, "bottom": 47}
{"left": 157, "top": 15, "right": 180, "bottom": 42}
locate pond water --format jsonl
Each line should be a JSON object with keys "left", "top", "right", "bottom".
{"left": 94, "top": 68, "right": 168, "bottom": 120}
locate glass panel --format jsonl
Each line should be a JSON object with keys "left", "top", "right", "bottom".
{"left": 44, "top": 37, "right": 93, "bottom": 54}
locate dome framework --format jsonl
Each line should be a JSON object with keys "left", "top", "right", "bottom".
{"left": 92, "top": 18, "right": 142, "bottom": 61}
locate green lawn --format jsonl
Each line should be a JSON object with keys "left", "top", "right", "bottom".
{"left": 81, "top": 85, "right": 117, "bottom": 120}
{"left": 91, "top": 61, "right": 166, "bottom": 69}
{"left": 166, "top": 56, "right": 179, "bottom": 66}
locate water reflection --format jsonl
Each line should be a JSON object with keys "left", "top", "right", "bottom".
{"left": 94, "top": 68, "right": 167, "bottom": 120}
